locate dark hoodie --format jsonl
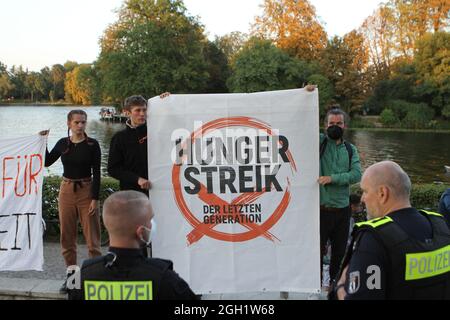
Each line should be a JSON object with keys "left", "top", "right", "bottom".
{"left": 108, "top": 120, "right": 148, "bottom": 194}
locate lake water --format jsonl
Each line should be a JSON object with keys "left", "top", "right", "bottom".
{"left": 1, "top": 106, "right": 449, "bottom": 184}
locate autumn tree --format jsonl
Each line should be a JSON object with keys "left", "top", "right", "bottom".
{"left": 414, "top": 32, "right": 449, "bottom": 116}
{"left": 0, "top": 62, "right": 14, "bottom": 99}
{"left": 388, "top": 0, "right": 449, "bottom": 59}
{"left": 252, "top": 0, "right": 327, "bottom": 61}
{"left": 65, "top": 64, "right": 100, "bottom": 105}
{"left": 64, "top": 61, "right": 79, "bottom": 73}
{"left": 359, "top": 4, "right": 396, "bottom": 76}
{"left": 359, "top": 0, "right": 449, "bottom": 70}
{"left": 426, "top": 0, "right": 450, "bottom": 32}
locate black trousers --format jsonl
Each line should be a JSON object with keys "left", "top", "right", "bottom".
{"left": 320, "top": 206, "right": 351, "bottom": 284}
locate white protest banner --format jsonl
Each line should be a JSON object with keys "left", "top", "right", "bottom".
{"left": 148, "top": 89, "right": 320, "bottom": 294}
{"left": 0, "top": 134, "right": 46, "bottom": 271}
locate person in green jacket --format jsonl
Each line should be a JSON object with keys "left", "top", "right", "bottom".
{"left": 318, "top": 107, "right": 362, "bottom": 289}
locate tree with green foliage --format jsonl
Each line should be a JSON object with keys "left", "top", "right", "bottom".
{"left": 365, "top": 61, "right": 418, "bottom": 114}
{"left": 0, "top": 74, "right": 14, "bottom": 100}
{"left": 307, "top": 73, "right": 334, "bottom": 118}
{"left": 64, "top": 61, "right": 79, "bottom": 73}
{"left": 203, "top": 41, "right": 230, "bottom": 93}
{"left": 0, "top": 62, "right": 14, "bottom": 99}
{"left": 9, "top": 66, "right": 29, "bottom": 100}
{"left": 24, "top": 72, "right": 40, "bottom": 101}
{"left": 401, "top": 102, "right": 435, "bottom": 129}
{"left": 36, "top": 67, "right": 52, "bottom": 100}
{"left": 387, "top": 99, "right": 415, "bottom": 120}
{"left": 320, "top": 36, "right": 369, "bottom": 115}
{"left": 97, "top": 0, "right": 209, "bottom": 105}
{"left": 414, "top": 32, "right": 449, "bottom": 117}
{"left": 364, "top": 31, "right": 449, "bottom": 122}
{"left": 50, "top": 64, "right": 66, "bottom": 101}
{"left": 214, "top": 31, "right": 248, "bottom": 64}
{"left": 227, "top": 38, "right": 317, "bottom": 93}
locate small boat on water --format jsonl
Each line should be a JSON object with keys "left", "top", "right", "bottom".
{"left": 99, "top": 107, "right": 114, "bottom": 119}
{"left": 99, "top": 107, "right": 128, "bottom": 123}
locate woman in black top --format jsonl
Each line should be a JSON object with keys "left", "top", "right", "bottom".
{"left": 41, "top": 110, "right": 102, "bottom": 293}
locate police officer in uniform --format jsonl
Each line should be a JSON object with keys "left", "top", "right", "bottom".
{"left": 68, "top": 191, "right": 197, "bottom": 300}
{"left": 330, "top": 161, "right": 450, "bottom": 300}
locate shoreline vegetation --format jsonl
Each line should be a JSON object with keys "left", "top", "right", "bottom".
{"left": 2, "top": 102, "right": 449, "bottom": 133}
{"left": 347, "top": 127, "right": 450, "bottom": 134}
{"left": 0, "top": 101, "right": 81, "bottom": 107}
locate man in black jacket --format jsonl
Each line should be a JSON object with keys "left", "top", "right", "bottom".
{"left": 108, "top": 94, "right": 169, "bottom": 195}
{"left": 68, "top": 191, "right": 197, "bottom": 300}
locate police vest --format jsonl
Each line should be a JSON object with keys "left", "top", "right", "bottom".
{"left": 352, "top": 210, "right": 450, "bottom": 300}
{"left": 80, "top": 254, "right": 171, "bottom": 301}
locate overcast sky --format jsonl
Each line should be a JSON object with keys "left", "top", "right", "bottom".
{"left": 0, "top": 0, "right": 387, "bottom": 71}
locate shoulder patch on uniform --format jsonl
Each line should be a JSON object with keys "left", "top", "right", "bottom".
{"left": 348, "top": 271, "right": 361, "bottom": 294}
{"left": 356, "top": 216, "right": 393, "bottom": 229}
{"left": 420, "top": 210, "right": 444, "bottom": 218}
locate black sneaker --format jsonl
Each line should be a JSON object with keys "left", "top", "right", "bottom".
{"left": 59, "top": 279, "right": 68, "bottom": 294}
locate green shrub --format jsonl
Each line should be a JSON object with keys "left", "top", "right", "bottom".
{"left": 401, "top": 103, "right": 435, "bottom": 129}
{"left": 42, "top": 176, "right": 120, "bottom": 239}
{"left": 380, "top": 109, "right": 399, "bottom": 127}
{"left": 349, "top": 116, "right": 376, "bottom": 128}
{"left": 434, "top": 118, "right": 450, "bottom": 130}
{"left": 385, "top": 99, "right": 411, "bottom": 120}
{"left": 442, "top": 105, "right": 450, "bottom": 119}
{"left": 410, "top": 184, "right": 448, "bottom": 211}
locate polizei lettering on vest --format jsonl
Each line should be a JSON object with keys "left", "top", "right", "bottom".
{"left": 84, "top": 281, "right": 153, "bottom": 300}
{"left": 405, "top": 245, "right": 450, "bottom": 281}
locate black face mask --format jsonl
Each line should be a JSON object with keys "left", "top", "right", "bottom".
{"left": 327, "top": 125, "right": 344, "bottom": 140}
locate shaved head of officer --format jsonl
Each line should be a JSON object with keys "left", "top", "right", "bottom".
{"left": 102, "top": 190, "right": 154, "bottom": 249}
{"left": 360, "top": 161, "right": 412, "bottom": 220}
